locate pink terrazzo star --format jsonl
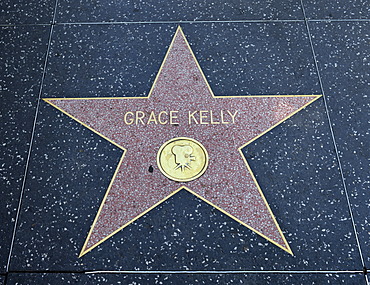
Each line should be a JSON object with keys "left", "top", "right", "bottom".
{"left": 44, "top": 27, "right": 321, "bottom": 257}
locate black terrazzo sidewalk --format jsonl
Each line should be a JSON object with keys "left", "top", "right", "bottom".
{"left": 1, "top": 1, "right": 369, "bottom": 284}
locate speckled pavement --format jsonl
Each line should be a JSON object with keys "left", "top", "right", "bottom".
{"left": 1, "top": 1, "right": 368, "bottom": 285}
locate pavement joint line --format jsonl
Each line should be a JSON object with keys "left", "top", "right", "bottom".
{"left": 1, "top": 19, "right": 369, "bottom": 27}
{"left": 55, "top": 19, "right": 305, "bottom": 25}
{"left": 0, "top": 23, "right": 51, "bottom": 27}
{"left": 1, "top": 270, "right": 365, "bottom": 274}
{"left": 300, "top": 0, "right": 367, "bottom": 272}
{"left": 85, "top": 270, "right": 364, "bottom": 274}
{"left": 5, "top": 0, "right": 60, "bottom": 273}
{"left": 308, "top": 19, "right": 370, "bottom": 22}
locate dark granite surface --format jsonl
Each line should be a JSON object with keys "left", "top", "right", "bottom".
{"left": 0, "top": 26, "right": 49, "bottom": 274}
{"left": 244, "top": 100, "right": 362, "bottom": 269}
{"left": 6, "top": 272, "right": 367, "bottom": 285}
{"left": 1, "top": 0, "right": 368, "bottom": 284}
{"left": 42, "top": 23, "right": 321, "bottom": 99}
{"left": 0, "top": 0, "right": 55, "bottom": 25}
{"left": 303, "top": 0, "right": 370, "bottom": 19}
{"left": 310, "top": 21, "right": 370, "bottom": 268}
{"left": 56, "top": 0, "right": 304, "bottom": 23}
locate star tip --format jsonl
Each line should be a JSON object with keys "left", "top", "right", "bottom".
{"left": 311, "top": 94, "right": 323, "bottom": 102}
{"left": 78, "top": 248, "right": 88, "bottom": 258}
{"left": 42, "top": 98, "right": 55, "bottom": 105}
{"left": 283, "top": 245, "right": 294, "bottom": 256}
{"left": 176, "top": 26, "right": 186, "bottom": 37}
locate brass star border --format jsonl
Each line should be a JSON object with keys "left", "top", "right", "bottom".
{"left": 43, "top": 27, "right": 321, "bottom": 257}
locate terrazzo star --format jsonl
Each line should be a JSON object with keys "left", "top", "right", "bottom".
{"left": 44, "top": 27, "right": 321, "bottom": 257}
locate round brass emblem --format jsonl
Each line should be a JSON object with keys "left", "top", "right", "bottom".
{"left": 157, "top": 137, "right": 208, "bottom": 182}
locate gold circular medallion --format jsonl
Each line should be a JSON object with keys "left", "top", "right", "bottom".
{"left": 157, "top": 137, "right": 208, "bottom": 182}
